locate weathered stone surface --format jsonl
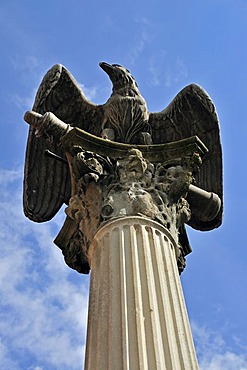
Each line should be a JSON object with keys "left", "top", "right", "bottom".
{"left": 23, "top": 62, "right": 223, "bottom": 370}
{"left": 23, "top": 62, "right": 223, "bottom": 231}
{"left": 85, "top": 217, "right": 199, "bottom": 370}
{"left": 23, "top": 95, "right": 221, "bottom": 274}
{"left": 54, "top": 131, "right": 207, "bottom": 274}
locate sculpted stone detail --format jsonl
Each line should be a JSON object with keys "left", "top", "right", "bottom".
{"left": 23, "top": 62, "right": 223, "bottom": 275}
{"left": 59, "top": 146, "right": 203, "bottom": 273}
{"left": 100, "top": 150, "right": 193, "bottom": 233}
{"left": 63, "top": 228, "right": 89, "bottom": 274}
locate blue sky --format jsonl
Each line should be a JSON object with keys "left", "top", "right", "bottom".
{"left": 1, "top": 0, "right": 247, "bottom": 369}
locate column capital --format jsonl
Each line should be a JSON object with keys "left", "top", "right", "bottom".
{"left": 55, "top": 128, "right": 208, "bottom": 274}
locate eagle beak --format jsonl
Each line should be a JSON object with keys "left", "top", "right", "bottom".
{"left": 99, "top": 62, "right": 114, "bottom": 76}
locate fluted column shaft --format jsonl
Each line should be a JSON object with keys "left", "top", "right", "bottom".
{"left": 84, "top": 217, "right": 199, "bottom": 370}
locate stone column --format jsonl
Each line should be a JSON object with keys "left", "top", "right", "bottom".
{"left": 51, "top": 130, "right": 216, "bottom": 369}
{"left": 23, "top": 90, "right": 222, "bottom": 370}
{"left": 84, "top": 216, "right": 199, "bottom": 370}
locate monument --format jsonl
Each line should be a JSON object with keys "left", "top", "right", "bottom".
{"left": 23, "top": 62, "right": 222, "bottom": 369}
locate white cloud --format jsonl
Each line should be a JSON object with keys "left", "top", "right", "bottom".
{"left": 192, "top": 322, "right": 247, "bottom": 370}
{"left": 0, "top": 167, "right": 23, "bottom": 185}
{"left": 165, "top": 57, "right": 188, "bottom": 87}
{"left": 126, "top": 30, "right": 154, "bottom": 66}
{"left": 125, "top": 16, "right": 155, "bottom": 66}
{"left": 134, "top": 15, "right": 152, "bottom": 27}
{"left": 9, "top": 54, "right": 43, "bottom": 92}
{"left": 9, "top": 91, "right": 36, "bottom": 111}
{"left": 9, "top": 54, "right": 41, "bottom": 73}
{"left": 148, "top": 57, "right": 162, "bottom": 87}
{"left": 148, "top": 53, "right": 188, "bottom": 88}
{"left": 5, "top": 54, "right": 43, "bottom": 111}
{"left": 0, "top": 340, "right": 20, "bottom": 370}
{"left": 200, "top": 352, "right": 247, "bottom": 370}
{"left": 0, "top": 168, "right": 89, "bottom": 370}
{"left": 79, "top": 83, "right": 98, "bottom": 101}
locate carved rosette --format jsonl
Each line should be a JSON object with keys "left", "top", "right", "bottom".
{"left": 55, "top": 131, "right": 205, "bottom": 274}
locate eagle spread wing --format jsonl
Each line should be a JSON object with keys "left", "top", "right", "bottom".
{"left": 149, "top": 83, "right": 223, "bottom": 230}
{"left": 23, "top": 64, "right": 103, "bottom": 222}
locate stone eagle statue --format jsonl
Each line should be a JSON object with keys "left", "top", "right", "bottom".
{"left": 23, "top": 62, "right": 222, "bottom": 232}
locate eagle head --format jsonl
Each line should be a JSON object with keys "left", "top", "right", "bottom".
{"left": 99, "top": 62, "right": 139, "bottom": 94}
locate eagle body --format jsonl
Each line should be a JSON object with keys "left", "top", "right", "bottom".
{"left": 99, "top": 62, "right": 150, "bottom": 144}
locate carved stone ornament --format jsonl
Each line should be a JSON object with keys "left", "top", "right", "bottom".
{"left": 54, "top": 127, "right": 215, "bottom": 275}
{"left": 23, "top": 62, "right": 223, "bottom": 274}
{"left": 67, "top": 150, "right": 194, "bottom": 273}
